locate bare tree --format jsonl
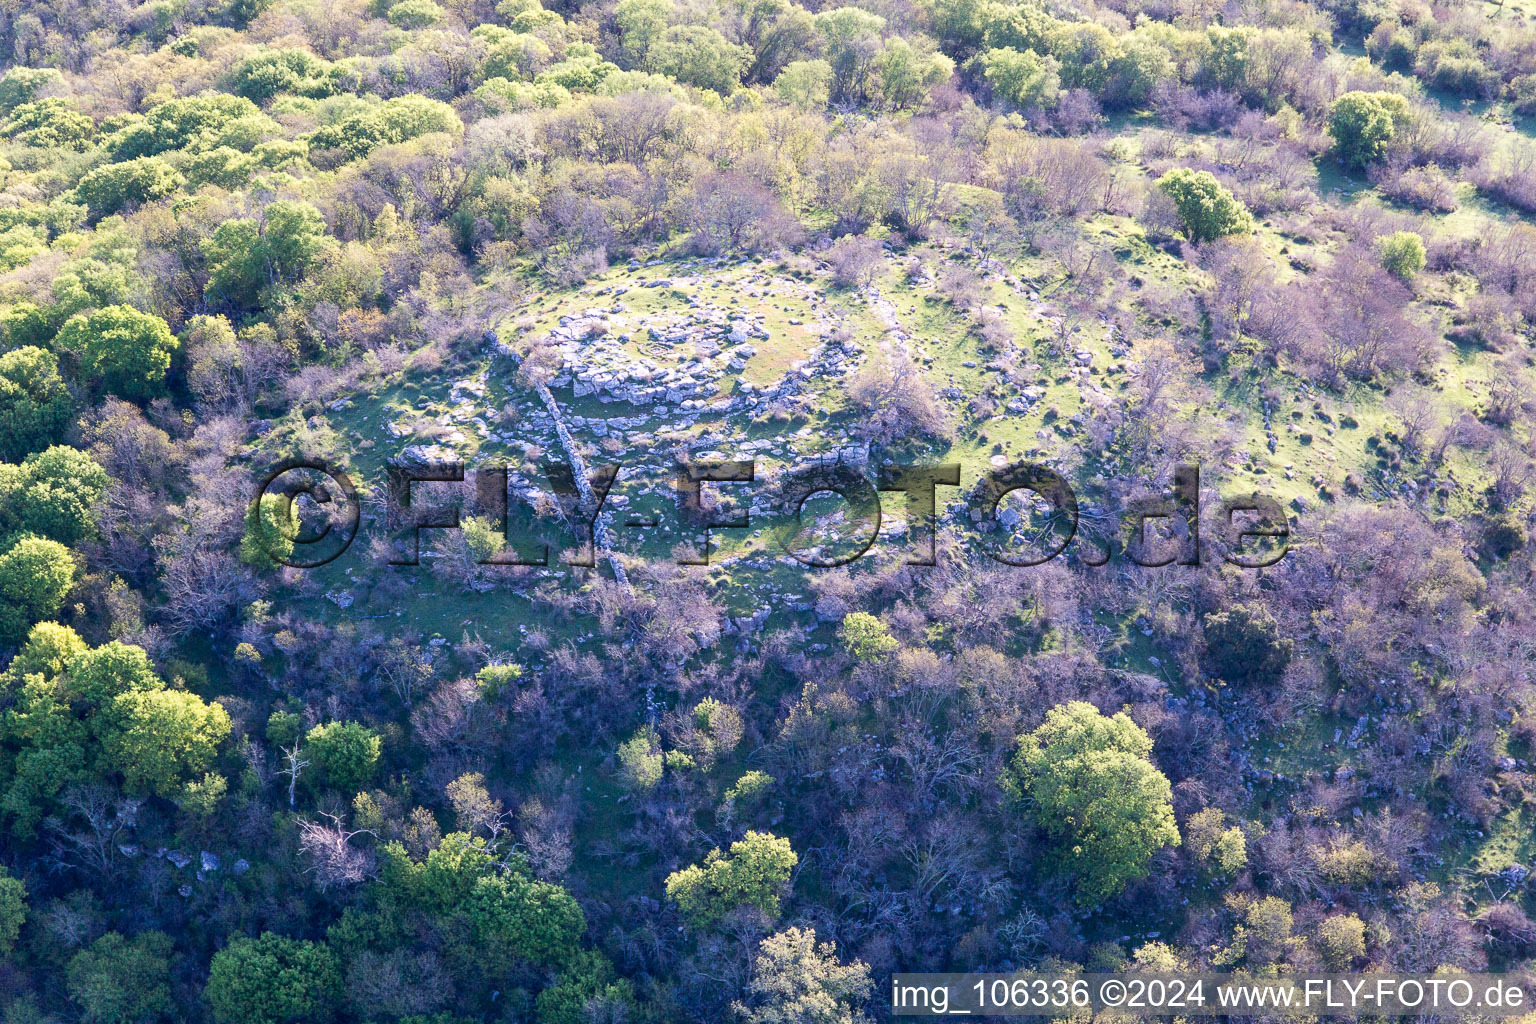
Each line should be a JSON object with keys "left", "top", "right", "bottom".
{"left": 297, "top": 812, "right": 377, "bottom": 891}
{"left": 1388, "top": 388, "right": 1439, "bottom": 457}
{"left": 445, "top": 771, "right": 514, "bottom": 843}
{"left": 847, "top": 349, "right": 950, "bottom": 445}
{"left": 45, "top": 785, "right": 142, "bottom": 879}
{"left": 280, "top": 743, "right": 310, "bottom": 810}
{"left": 1491, "top": 440, "right": 1534, "bottom": 509}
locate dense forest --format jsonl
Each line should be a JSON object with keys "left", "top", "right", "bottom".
{"left": 0, "top": 0, "right": 1533, "bottom": 1016}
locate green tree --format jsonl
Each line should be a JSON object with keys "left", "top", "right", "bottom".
{"left": 52, "top": 257, "right": 134, "bottom": 318}
{"left": 1327, "top": 91, "right": 1412, "bottom": 170}
{"left": 1008, "top": 701, "right": 1180, "bottom": 904}
{"left": 307, "top": 96, "right": 462, "bottom": 161}
{"left": 815, "top": 7, "right": 886, "bottom": 103}
{"left": 97, "top": 689, "right": 232, "bottom": 797}
{"left": 241, "top": 492, "right": 298, "bottom": 568}
{"left": 110, "top": 93, "right": 270, "bottom": 159}
{"left": 1376, "top": 230, "right": 1425, "bottom": 280}
{"left": 205, "top": 201, "right": 332, "bottom": 309}
{"left": 536, "top": 951, "right": 637, "bottom": 1024}
{"left": 4, "top": 97, "right": 95, "bottom": 149}
{"left": 54, "top": 306, "right": 179, "bottom": 401}
{"left": 734, "top": 927, "right": 874, "bottom": 1024}
{"left": 976, "top": 46, "right": 1060, "bottom": 110}
{"left": 71, "top": 158, "right": 184, "bottom": 222}
{"left": 1200, "top": 602, "right": 1292, "bottom": 686}
{"left": 0, "top": 347, "right": 72, "bottom": 462}
{"left": 1105, "top": 35, "right": 1175, "bottom": 107}
{"left": 0, "top": 302, "right": 59, "bottom": 350}
{"left": 205, "top": 933, "right": 342, "bottom": 1024}
{"left": 8, "top": 445, "right": 110, "bottom": 546}
{"left": 837, "top": 611, "right": 898, "bottom": 662}
{"left": 66, "top": 931, "right": 175, "bottom": 1024}
{"left": 305, "top": 721, "right": 382, "bottom": 793}
{"left": 231, "top": 48, "right": 336, "bottom": 102}
{"left": 1156, "top": 168, "right": 1253, "bottom": 243}
{"left": 461, "top": 871, "right": 586, "bottom": 968}
{"left": 1313, "top": 914, "right": 1366, "bottom": 970}
{"left": 615, "top": 0, "right": 673, "bottom": 61}
{"left": 0, "top": 536, "right": 74, "bottom": 645}
{"left": 0, "top": 865, "right": 25, "bottom": 955}
{"left": 647, "top": 25, "right": 749, "bottom": 94}
{"left": 387, "top": 0, "right": 445, "bottom": 27}
{"left": 6, "top": 620, "right": 87, "bottom": 683}
{"left": 774, "top": 59, "right": 832, "bottom": 110}
{"left": 615, "top": 727, "right": 664, "bottom": 791}
{"left": 874, "top": 38, "right": 953, "bottom": 111}
{"left": 0, "top": 67, "right": 62, "bottom": 114}
{"left": 665, "top": 831, "right": 797, "bottom": 927}
{"left": 1202, "top": 25, "right": 1254, "bottom": 91}
{"left": 63, "top": 639, "right": 163, "bottom": 707}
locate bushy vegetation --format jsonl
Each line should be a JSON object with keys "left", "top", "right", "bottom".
{"left": 0, "top": 0, "right": 1531, "bottom": 1015}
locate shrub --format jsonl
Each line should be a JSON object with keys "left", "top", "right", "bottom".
{"left": 305, "top": 721, "right": 382, "bottom": 793}
{"left": 1184, "top": 808, "right": 1247, "bottom": 874}
{"left": 826, "top": 234, "right": 883, "bottom": 288}
{"left": 665, "top": 831, "right": 797, "bottom": 926}
{"left": 724, "top": 770, "right": 775, "bottom": 806}
{"left": 615, "top": 727, "right": 663, "bottom": 790}
{"left": 241, "top": 492, "right": 298, "bottom": 568}
{"left": 475, "top": 662, "right": 523, "bottom": 697}
{"left": 1327, "top": 91, "right": 1412, "bottom": 169}
{"left": 1201, "top": 602, "right": 1292, "bottom": 685}
{"left": 1314, "top": 914, "right": 1366, "bottom": 970}
{"left": 1376, "top": 230, "right": 1425, "bottom": 279}
{"left": 838, "top": 611, "right": 899, "bottom": 661}
{"left": 1156, "top": 168, "right": 1252, "bottom": 243}
{"left": 1373, "top": 163, "right": 1457, "bottom": 213}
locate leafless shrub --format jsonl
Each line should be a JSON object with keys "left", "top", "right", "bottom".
{"left": 1149, "top": 83, "right": 1245, "bottom": 132}
{"left": 847, "top": 349, "right": 950, "bottom": 444}
{"left": 518, "top": 796, "right": 575, "bottom": 880}
{"left": 825, "top": 234, "right": 883, "bottom": 288}
{"left": 1372, "top": 161, "right": 1458, "bottom": 213}
{"left": 687, "top": 171, "right": 801, "bottom": 255}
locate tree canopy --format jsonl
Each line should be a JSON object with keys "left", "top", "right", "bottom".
{"left": 1009, "top": 701, "right": 1180, "bottom": 904}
